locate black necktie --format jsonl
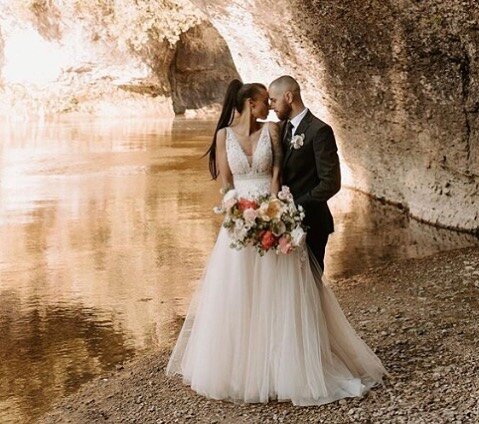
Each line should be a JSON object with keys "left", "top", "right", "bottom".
{"left": 283, "top": 121, "right": 293, "bottom": 150}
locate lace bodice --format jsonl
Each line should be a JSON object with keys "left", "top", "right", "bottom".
{"left": 225, "top": 125, "right": 272, "bottom": 198}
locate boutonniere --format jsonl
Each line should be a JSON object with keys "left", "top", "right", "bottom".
{"left": 290, "top": 133, "right": 305, "bottom": 150}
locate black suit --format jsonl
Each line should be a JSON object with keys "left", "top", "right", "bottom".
{"left": 281, "top": 110, "right": 341, "bottom": 270}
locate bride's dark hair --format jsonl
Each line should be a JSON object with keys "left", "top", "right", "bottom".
{"left": 206, "top": 79, "right": 267, "bottom": 179}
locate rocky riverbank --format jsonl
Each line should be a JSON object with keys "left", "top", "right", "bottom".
{"left": 40, "top": 246, "right": 479, "bottom": 424}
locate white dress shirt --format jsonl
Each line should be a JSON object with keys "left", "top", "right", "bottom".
{"left": 290, "top": 107, "right": 309, "bottom": 135}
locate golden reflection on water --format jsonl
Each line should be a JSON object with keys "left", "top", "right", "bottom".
{"left": 0, "top": 117, "right": 222, "bottom": 423}
{"left": 0, "top": 117, "right": 476, "bottom": 423}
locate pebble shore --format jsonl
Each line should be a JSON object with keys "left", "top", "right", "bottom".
{"left": 40, "top": 247, "right": 479, "bottom": 424}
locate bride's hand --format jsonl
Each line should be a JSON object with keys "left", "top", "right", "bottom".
{"left": 220, "top": 184, "right": 234, "bottom": 195}
{"left": 270, "top": 180, "right": 280, "bottom": 196}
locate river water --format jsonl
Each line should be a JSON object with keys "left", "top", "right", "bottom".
{"left": 0, "top": 117, "right": 476, "bottom": 423}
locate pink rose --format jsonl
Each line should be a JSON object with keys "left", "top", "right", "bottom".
{"left": 243, "top": 208, "right": 258, "bottom": 223}
{"left": 278, "top": 236, "right": 293, "bottom": 254}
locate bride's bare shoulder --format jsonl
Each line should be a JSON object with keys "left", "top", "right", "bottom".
{"left": 263, "top": 121, "right": 280, "bottom": 129}
{"left": 217, "top": 127, "right": 228, "bottom": 135}
{"left": 264, "top": 121, "right": 281, "bottom": 139}
{"left": 216, "top": 127, "right": 227, "bottom": 146}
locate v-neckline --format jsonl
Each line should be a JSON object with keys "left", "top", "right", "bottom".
{"left": 230, "top": 125, "right": 265, "bottom": 168}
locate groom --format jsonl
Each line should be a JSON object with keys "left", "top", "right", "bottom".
{"left": 269, "top": 76, "right": 341, "bottom": 271}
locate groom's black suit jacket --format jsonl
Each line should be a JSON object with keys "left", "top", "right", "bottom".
{"left": 281, "top": 110, "right": 341, "bottom": 257}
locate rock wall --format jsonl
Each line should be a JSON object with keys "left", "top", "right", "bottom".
{"left": 169, "top": 22, "right": 239, "bottom": 115}
{"left": 0, "top": 0, "right": 238, "bottom": 118}
{"left": 294, "top": 0, "right": 479, "bottom": 233}
{"left": 195, "top": 0, "right": 479, "bottom": 233}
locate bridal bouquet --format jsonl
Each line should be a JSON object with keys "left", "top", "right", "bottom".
{"left": 213, "top": 186, "right": 307, "bottom": 255}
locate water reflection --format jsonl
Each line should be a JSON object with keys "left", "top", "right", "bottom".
{"left": 0, "top": 296, "right": 135, "bottom": 423}
{"left": 326, "top": 189, "right": 478, "bottom": 279}
{"left": 0, "top": 117, "right": 476, "bottom": 423}
{"left": 0, "top": 117, "right": 221, "bottom": 423}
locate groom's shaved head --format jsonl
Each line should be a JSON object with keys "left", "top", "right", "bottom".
{"left": 268, "top": 75, "right": 304, "bottom": 121}
{"left": 269, "top": 75, "right": 301, "bottom": 97}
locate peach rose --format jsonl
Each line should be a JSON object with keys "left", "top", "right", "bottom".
{"left": 265, "top": 198, "right": 283, "bottom": 220}
{"left": 259, "top": 199, "right": 283, "bottom": 222}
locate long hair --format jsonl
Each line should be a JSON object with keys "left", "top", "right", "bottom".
{"left": 206, "top": 79, "right": 266, "bottom": 179}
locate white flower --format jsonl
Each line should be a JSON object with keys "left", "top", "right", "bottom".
{"left": 234, "top": 219, "right": 244, "bottom": 230}
{"left": 233, "top": 220, "right": 248, "bottom": 241}
{"left": 223, "top": 189, "right": 237, "bottom": 202}
{"left": 291, "top": 226, "right": 306, "bottom": 247}
{"left": 213, "top": 206, "right": 223, "bottom": 214}
{"left": 278, "top": 185, "right": 294, "bottom": 202}
{"left": 290, "top": 133, "right": 305, "bottom": 150}
{"left": 223, "top": 189, "right": 238, "bottom": 209}
{"left": 243, "top": 220, "right": 254, "bottom": 231}
{"left": 288, "top": 201, "right": 297, "bottom": 213}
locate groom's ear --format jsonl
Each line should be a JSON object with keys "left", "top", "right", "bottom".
{"left": 285, "top": 91, "right": 293, "bottom": 104}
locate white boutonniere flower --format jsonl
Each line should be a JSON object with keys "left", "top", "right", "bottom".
{"left": 290, "top": 133, "right": 305, "bottom": 150}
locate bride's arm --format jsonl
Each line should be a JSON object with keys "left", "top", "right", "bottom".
{"left": 268, "top": 122, "right": 283, "bottom": 195}
{"left": 215, "top": 128, "right": 234, "bottom": 191}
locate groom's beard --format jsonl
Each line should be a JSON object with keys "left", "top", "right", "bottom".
{"left": 275, "top": 104, "right": 292, "bottom": 121}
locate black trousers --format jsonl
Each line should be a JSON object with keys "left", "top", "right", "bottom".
{"left": 306, "top": 231, "right": 330, "bottom": 272}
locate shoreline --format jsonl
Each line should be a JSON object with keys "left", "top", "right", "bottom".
{"left": 341, "top": 185, "right": 479, "bottom": 237}
{"left": 40, "top": 247, "right": 479, "bottom": 423}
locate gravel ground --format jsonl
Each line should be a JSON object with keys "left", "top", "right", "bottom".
{"left": 40, "top": 247, "right": 479, "bottom": 424}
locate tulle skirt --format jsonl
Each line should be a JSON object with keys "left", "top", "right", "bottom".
{"left": 165, "top": 228, "right": 388, "bottom": 406}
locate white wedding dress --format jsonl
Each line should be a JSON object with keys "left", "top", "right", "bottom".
{"left": 166, "top": 125, "right": 388, "bottom": 405}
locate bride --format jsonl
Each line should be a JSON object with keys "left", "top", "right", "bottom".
{"left": 165, "top": 79, "right": 389, "bottom": 405}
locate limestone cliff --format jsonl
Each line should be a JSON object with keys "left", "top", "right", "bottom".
{"left": 194, "top": 0, "right": 479, "bottom": 233}
{"left": 294, "top": 0, "right": 479, "bottom": 234}
{"left": 0, "top": 0, "right": 238, "bottom": 117}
